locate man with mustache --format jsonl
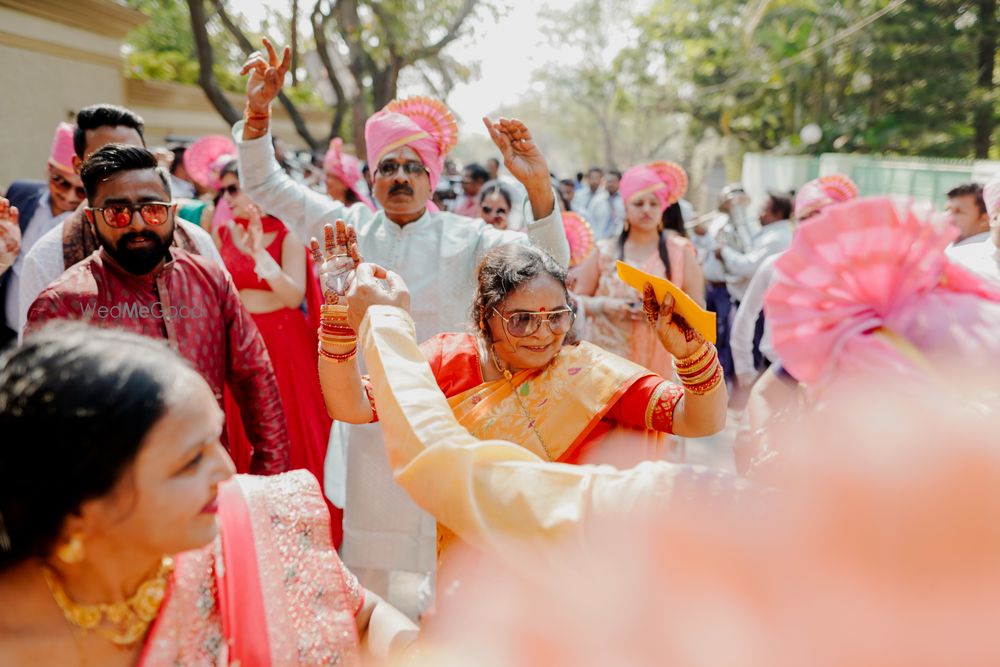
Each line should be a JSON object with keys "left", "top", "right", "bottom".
{"left": 24, "top": 144, "right": 290, "bottom": 476}
{"left": 235, "top": 40, "right": 569, "bottom": 607}
{"left": 0, "top": 123, "right": 84, "bottom": 347}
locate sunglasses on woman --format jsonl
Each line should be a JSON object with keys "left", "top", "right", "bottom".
{"left": 481, "top": 205, "right": 508, "bottom": 216}
{"left": 221, "top": 184, "right": 240, "bottom": 196}
{"left": 88, "top": 202, "right": 172, "bottom": 228}
{"left": 492, "top": 307, "right": 574, "bottom": 337}
{"left": 50, "top": 171, "right": 86, "bottom": 200}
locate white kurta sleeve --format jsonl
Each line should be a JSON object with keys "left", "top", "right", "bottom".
{"left": 233, "top": 121, "right": 349, "bottom": 244}
{"left": 17, "top": 226, "right": 67, "bottom": 342}
{"left": 730, "top": 255, "right": 777, "bottom": 378}
{"left": 476, "top": 187, "right": 569, "bottom": 267}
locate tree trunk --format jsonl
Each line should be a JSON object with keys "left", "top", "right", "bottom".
{"left": 187, "top": 0, "right": 241, "bottom": 125}
{"left": 310, "top": 3, "right": 348, "bottom": 144}
{"left": 210, "top": 0, "right": 322, "bottom": 150}
{"left": 336, "top": 0, "right": 371, "bottom": 156}
{"left": 973, "top": 0, "right": 997, "bottom": 159}
{"left": 290, "top": 0, "right": 299, "bottom": 86}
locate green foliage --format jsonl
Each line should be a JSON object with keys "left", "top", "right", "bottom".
{"left": 527, "top": 0, "right": 997, "bottom": 160}
{"left": 122, "top": 0, "right": 247, "bottom": 93}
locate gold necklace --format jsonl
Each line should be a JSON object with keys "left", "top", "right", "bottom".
{"left": 42, "top": 556, "right": 174, "bottom": 647}
{"left": 489, "top": 344, "right": 553, "bottom": 460}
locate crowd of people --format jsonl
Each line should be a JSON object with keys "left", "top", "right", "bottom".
{"left": 1, "top": 37, "right": 1000, "bottom": 665}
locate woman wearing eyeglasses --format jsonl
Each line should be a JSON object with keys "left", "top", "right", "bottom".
{"left": 214, "top": 161, "right": 339, "bottom": 541}
{"left": 317, "top": 228, "right": 726, "bottom": 484}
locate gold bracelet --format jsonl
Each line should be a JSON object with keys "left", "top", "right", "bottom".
{"left": 245, "top": 103, "right": 271, "bottom": 120}
{"left": 680, "top": 362, "right": 724, "bottom": 395}
{"left": 677, "top": 360, "right": 719, "bottom": 386}
{"left": 674, "top": 341, "right": 713, "bottom": 369}
{"left": 674, "top": 348, "right": 718, "bottom": 379}
{"left": 319, "top": 339, "right": 358, "bottom": 350}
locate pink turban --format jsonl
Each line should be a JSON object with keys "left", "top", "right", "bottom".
{"left": 324, "top": 138, "right": 374, "bottom": 210}
{"left": 793, "top": 174, "right": 859, "bottom": 220}
{"left": 364, "top": 96, "right": 458, "bottom": 193}
{"left": 619, "top": 161, "right": 688, "bottom": 214}
{"left": 984, "top": 174, "right": 1000, "bottom": 221}
{"left": 766, "top": 197, "right": 1000, "bottom": 389}
{"left": 48, "top": 122, "right": 76, "bottom": 174}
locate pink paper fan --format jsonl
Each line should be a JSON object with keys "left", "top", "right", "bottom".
{"left": 648, "top": 161, "right": 688, "bottom": 205}
{"left": 817, "top": 174, "right": 859, "bottom": 202}
{"left": 765, "top": 197, "right": 964, "bottom": 385}
{"left": 562, "top": 212, "right": 595, "bottom": 268}
{"left": 184, "top": 135, "right": 237, "bottom": 191}
{"left": 386, "top": 97, "right": 459, "bottom": 156}
{"left": 794, "top": 174, "right": 859, "bottom": 220}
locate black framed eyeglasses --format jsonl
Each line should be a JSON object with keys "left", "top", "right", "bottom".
{"left": 376, "top": 160, "right": 428, "bottom": 178}
{"left": 492, "top": 307, "right": 575, "bottom": 338}
{"left": 88, "top": 202, "right": 173, "bottom": 228}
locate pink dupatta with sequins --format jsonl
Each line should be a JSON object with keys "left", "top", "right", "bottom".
{"left": 139, "top": 471, "right": 364, "bottom": 666}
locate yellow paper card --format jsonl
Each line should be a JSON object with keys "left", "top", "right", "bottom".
{"left": 615, "top": 261, "right": 717, "bottom": 344}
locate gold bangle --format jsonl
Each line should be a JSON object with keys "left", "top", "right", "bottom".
{"left": 674, "top": 349, "right": 718, "bottom": 380}
{"left": 678, "top": 361, "right": 719, "bottom": 386}
{"left": 674, "top": 341, "right": 713, "bottom": 369}
{"left": 681, "top": 364, "right": 724, "bottom": 395}
{"left": 319, "top": 339, "right": 358, "bottom": 350}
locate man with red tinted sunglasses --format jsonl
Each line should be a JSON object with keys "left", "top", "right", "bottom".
{"left": 25, "top": 144, "right": 290, "bottom": 476}
{"left": 0, "top": 122, "right": 84, "bottom": 346}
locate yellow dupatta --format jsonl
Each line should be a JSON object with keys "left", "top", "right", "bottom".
{"left": 446, "top": 341, "right": 650, "bottom": 463}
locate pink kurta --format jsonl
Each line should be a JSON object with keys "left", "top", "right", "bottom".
{"left": 25, "top": 247, "right": 290, "bottom": 474}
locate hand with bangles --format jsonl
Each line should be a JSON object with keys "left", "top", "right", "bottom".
{"left": 310, "top": 220, "right": 364, "bottom": 363}
{"left": 641, "top": 282, "right": 704, "bottom": 359}
{"left": 310, "top": 219, "right": 363, "bottom": 306}
{"left": 642, "top": 281, "right": 724, "bottom": 399}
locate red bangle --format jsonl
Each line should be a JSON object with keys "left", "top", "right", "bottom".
{"left": 318, "top": 345, "right": 357, "bottom": 362}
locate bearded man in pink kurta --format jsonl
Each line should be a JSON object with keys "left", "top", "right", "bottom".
{"left": 26, "top": 144, "right": 289, "bottom": 475}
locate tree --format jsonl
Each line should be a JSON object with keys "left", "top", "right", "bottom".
{"left": 125, "top": 0, "right": 490, "bottom": 152}
{"left": 636, "top": 0, "right": 999, "bottom": 157}
{"left": 529, "top": 0, "right": 998, "bottom": 162}
{"left": 310, "top": 0, "right": 483, "bottom": 154}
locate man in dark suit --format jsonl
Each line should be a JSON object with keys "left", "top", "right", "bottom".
{"left": 0, "top": 122, "right": 84, "bottom": 347}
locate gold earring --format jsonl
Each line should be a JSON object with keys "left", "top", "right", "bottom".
{"left": 56, "top": 534, "right": 85, "bottom": 564}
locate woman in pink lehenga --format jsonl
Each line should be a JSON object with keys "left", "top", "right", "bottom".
{"left": 0, "top": 325, "right": 416, "bottom": 667}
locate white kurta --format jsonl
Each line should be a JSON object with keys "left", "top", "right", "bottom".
{"left": 947, "top": 237, "right": 1000, "bottom": 285}
{"left": 234, "top": 122, "right": 570, "bottom": 576}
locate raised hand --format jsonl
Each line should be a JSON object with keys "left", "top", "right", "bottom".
{"left": 310, "top": 220, "right": 363, "bottom": 305}
{"left": 482, "top": 117, "right": 550, "bottom": 188}
{"left": 642, "top": 283, "right": 705, "bottom": 359}
{"left": 0, "top": 197, "right": 20, "bottom": 274}
{"left": 240, "top": 37, "right": 291, "bottom": 114}
{"left": 345, "top": 263, "right": 411, "bottom": 332}
{"left": 245, "top": 205, "right": 264, "bottom": 256}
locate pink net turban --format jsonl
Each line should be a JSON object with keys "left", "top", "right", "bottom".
{"left": 619, "top": 161, "right": 688, "bottom": 214}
